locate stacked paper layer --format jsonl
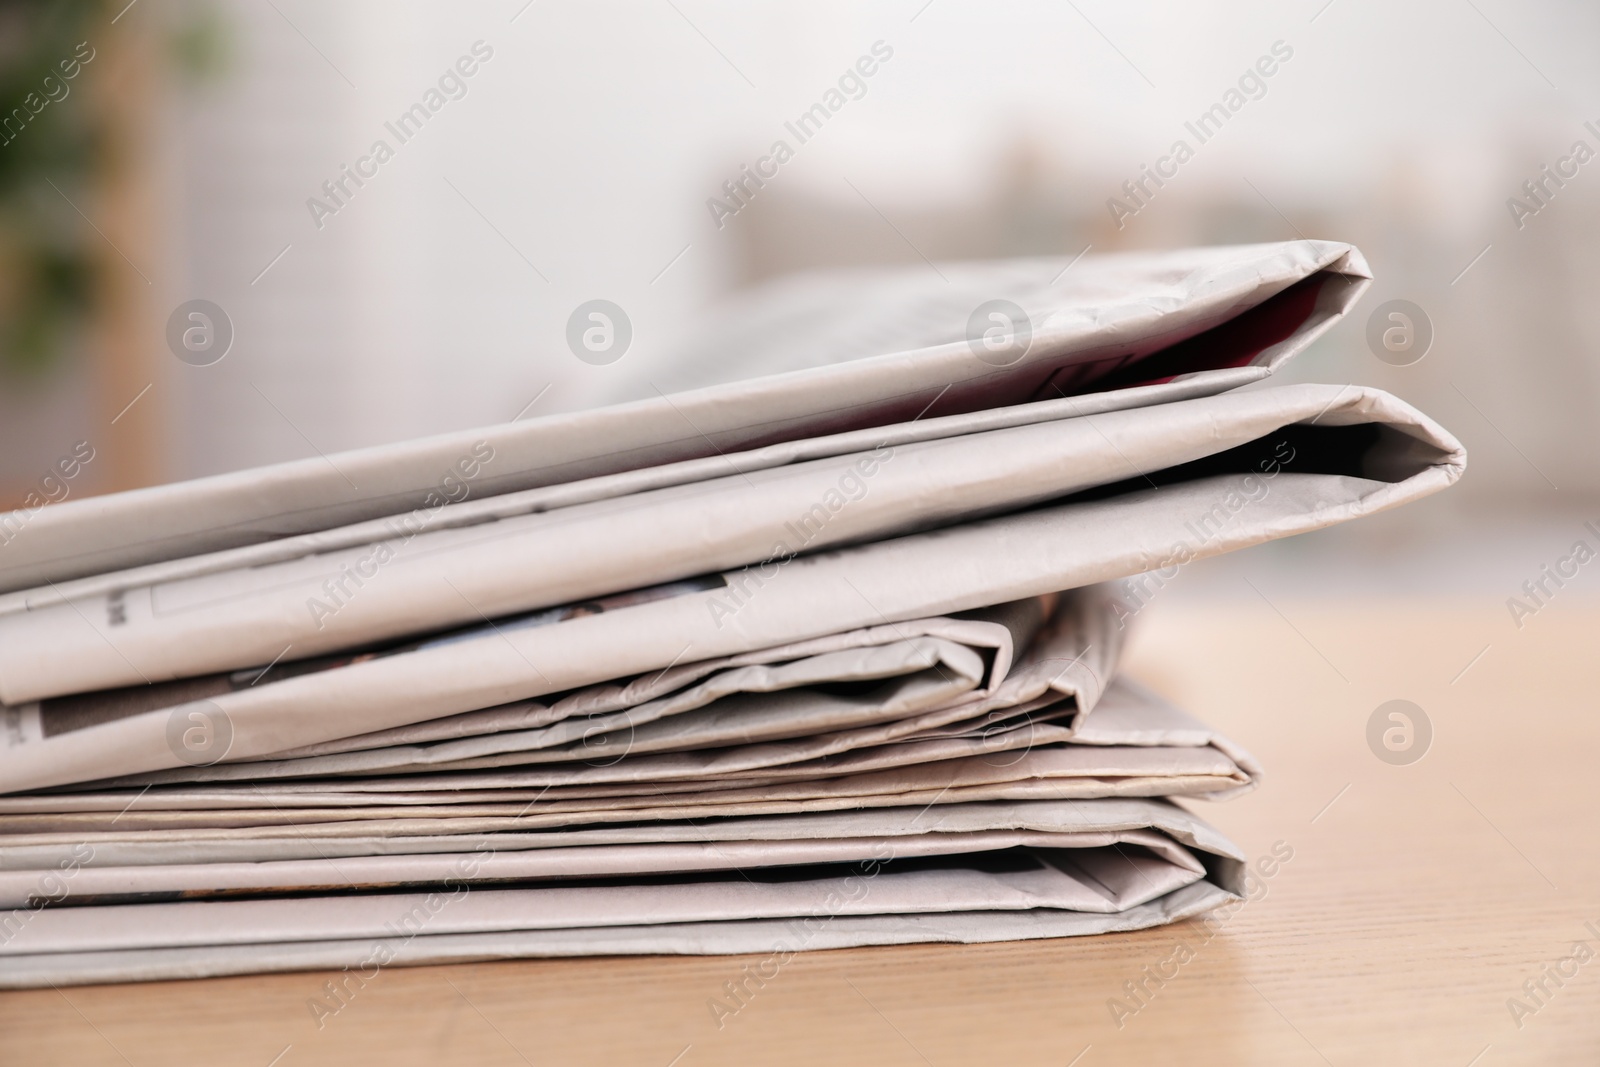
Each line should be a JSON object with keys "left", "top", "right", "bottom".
{"left": 0, "top": 241, "right": 1463, "bottom": 986}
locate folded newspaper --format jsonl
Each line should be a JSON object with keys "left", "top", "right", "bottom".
{"left": 0, "top": 241, "right": 1463, "bottom": 987}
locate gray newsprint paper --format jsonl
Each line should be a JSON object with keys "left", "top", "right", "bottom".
{"left": 2, "top": 841, "right": 1208, "bottom": 955}
{"left": 0, "top": 684, "right": 1260, "bottom": 861}
{"left": 0, "top": 796, "right": 1241, "bottom": 987}
{"left": 0, "top": 381, "right": 1437, "bottom": 703}
{"left": 0, "top": 384, "right": 1462, "bottom": 794}
{"left": 0, "top": 240, "right": 1366, "bottom": 592}
{"left": 0, "top": 794, "right": 1241, "bottom": 901}
{"left": 0, "top": 241, "right": 1480, "bottom": 992}
{"left": 0, "top": 885, "right": 1241, "bottom": 988}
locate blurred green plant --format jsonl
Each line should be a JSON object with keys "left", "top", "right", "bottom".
{"left": 0, "top": 0, "right": 228, "bottom": 380}
{"left": 169, "top": 0, "right": 228, "bottom": 83}
{"left": 0, "top": 0, "right": 99, "bottom": 379}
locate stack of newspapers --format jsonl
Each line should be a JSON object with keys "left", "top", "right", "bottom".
{"left": 0, "top": 241, "right": 1462, "bottom": 986}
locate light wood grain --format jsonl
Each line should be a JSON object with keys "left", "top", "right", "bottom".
{"left": 3, "top": 597, "right": 1596, "bottom": 1066}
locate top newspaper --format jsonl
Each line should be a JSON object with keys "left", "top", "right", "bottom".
{"left": 0, "top": 240, "right": 1367, "bottom": 592}
{"left": 0, "top": 241, "right": 1466, "bottom": 793}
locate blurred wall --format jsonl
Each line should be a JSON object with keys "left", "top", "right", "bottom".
{"left": 3, "top": 0, "right": 1598, "bottom": 526}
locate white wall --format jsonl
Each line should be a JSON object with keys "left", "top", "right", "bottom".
{"left": 159, "top": 0, "right": 1600, "bottom": 508}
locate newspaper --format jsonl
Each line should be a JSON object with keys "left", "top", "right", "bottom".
{"left": 1, "top": 844, "right": 1208, "bottom": 957}
{"left": 0, "top": 597, "right": 1049, "bottom": 765}
{"left": 0, "top": 593, "right": 1258, "bottom": 866}
{"left": 0, "top": 382, "right": 1461, "bottom": 795}
{"left": 0, "top": 240, "right": 1368, "bottom": 593}
{"left": 0, "top": 797, "right": 1249, "bottom": 991}
{"left": 0, "top": 380, "right": 1441, "bottom": 703}
{"left": 0, "top": 375, "right": 1273, "bottom": 622}
{"left": 0, "top": 243, "right": 1438, "bottom": 989}
{"left": 90, "top": 593, "right": 1084, "bottom": 786}
{"left": 1, "top": 751, "right": 1257, "bottom": 843}
{"left": 0, "top": 794, "right": 1243, "bottom": 900}
{"left": 9, "top": 675, "right": 1260, "bottom": 819}
{"left": 1, "top": 667, "right": 1264, "bottom": 821}
{"left": 0, "top": 747, "right": 1255, "bottom": 837}
{"left": 3, "top": 796, "right": 1248, "bottom": 991}
{"left": 0, "top": 886, "right": 1239, "bottom": 987}
{"left": 0, "top": 742, "right": 1249, "bottom": 872}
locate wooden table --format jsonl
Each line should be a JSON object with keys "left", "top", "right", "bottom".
{"left": 4, "top": 597, "right": 1597, "bottom": 1065}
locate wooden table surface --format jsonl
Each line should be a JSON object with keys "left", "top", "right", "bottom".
{"left": 4, "top": 596, "right": 1597, "bottom": 1066}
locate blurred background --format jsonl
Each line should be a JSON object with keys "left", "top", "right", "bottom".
{"left": 1, "top": 0, "right": 1596, "bottom": 604}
